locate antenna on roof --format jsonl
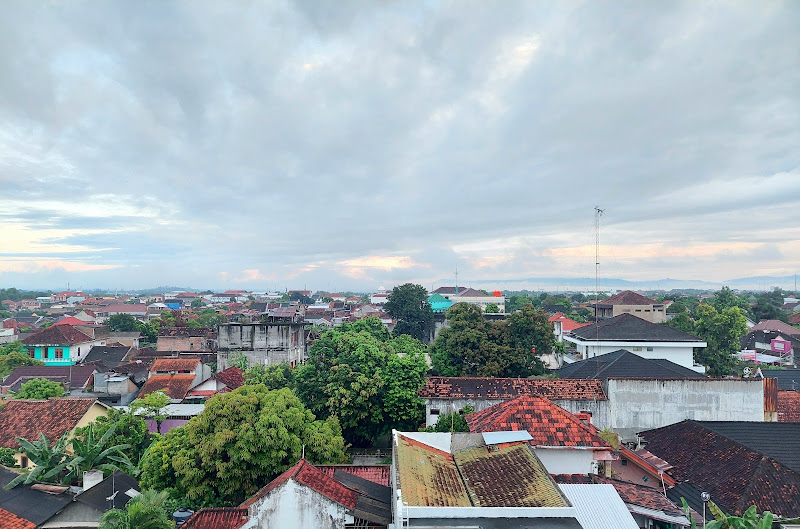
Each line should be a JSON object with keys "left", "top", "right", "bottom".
{"left": 594, "top": 206, "right": 604, "bottom": 361}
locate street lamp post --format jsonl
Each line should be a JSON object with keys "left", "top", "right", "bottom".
{"left": 701, "top": 492, "right": 711, "bottom": 529}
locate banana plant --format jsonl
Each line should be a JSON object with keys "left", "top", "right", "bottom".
{"left": 64, "top": 423, "right": 134, "bottom": 485}
{"left": 3, "top": 432, "right": 71, "bottom": 489}
{"left": 681, "top": 498, "right": 774, "bottom": 529}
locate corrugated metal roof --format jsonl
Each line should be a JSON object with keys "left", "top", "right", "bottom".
{"left": 559, "top": 484, "right": 639, "bottom": 529}
{"left": 116, "top": 404, "right": 205, "bottom": 416}
{"left": 482, "top": 431, "right": 533, "bottom": 445}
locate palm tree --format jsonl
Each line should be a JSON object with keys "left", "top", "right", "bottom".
{"left": 3, "top": 432, "right": 71, "bottom": 489}
{"left": 99, "top": 489, "right": 173, "bottom": 529}
{"left": 64, "top": 423, "right": 134, "bottom": 485}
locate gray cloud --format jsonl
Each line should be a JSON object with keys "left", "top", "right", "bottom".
{"left": 0, "top": 0, "right": 798, "bottom": 291}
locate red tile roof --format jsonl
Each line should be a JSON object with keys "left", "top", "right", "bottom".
{"left": 0, "top": 507, "right": 36, "bottom": 529}
{"left": 600, "top": 291, "right": 658, "bottom": 306}
{"left": 215, "top": 367, "right": 244, "bottom": 390}
{"left": 789, "top": 312, "right": 800, "bottom": 325}
{"left": 778, "top": 390, "right": 800, "bottom": 422}
{"left": 466, "top": 396, "right": 610, "bottom": 449}
{"left": 751, "top": 319, "right": 800, "bottom": 338}
{"left": 595, "top": 476, "right": 684, "bottom": 517}
{"left": 139, "top": 374, "right": 196, "bottom": 399}
{"left": 2, "top": 365, "right": 96, "bottom": 390}
{"left": 0, "top": 398, "right": 100, "bottom": 449}
{"left": 21, "top": 325, "right": 93, "bottom": 346}
{"left": 182, "top": 508, "right": 247, "bottom": 529}
{"left": 99, "top": 304, "right": 147, "bottom": 313}
{"left": 315, "top": 465, "right": 391, "bottom": 487}
{"left": 53, "top": 317, "right": 89, "bottom": 327}
{"left": 151, "top": 358, "right": 200, "bottom": 372}
{"left": 549, "top": 313, "right": 592, "bottom": 332}
{"left": 419, "top": 376, "right": 606, "bottom": 400}
{"left": 242, "top": 459, "right": 358, "bottom": 509}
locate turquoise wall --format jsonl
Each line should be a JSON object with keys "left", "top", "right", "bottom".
{"left": 27, "top": 346, "right": 74, "bottom": 365}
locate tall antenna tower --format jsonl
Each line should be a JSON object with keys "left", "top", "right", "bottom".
{"left": 594, "top": 206, "right": 604, "bottom": 360}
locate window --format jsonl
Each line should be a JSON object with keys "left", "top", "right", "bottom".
{"left": 54, "top": 348, "right": 64, "bottom": 359}
{"left": 20, "top": 456, "right": 28, "bottom": 468}
{"left": 642, "top": 475, "right": 650, "bottom": 483}
{"left": 28, "top": 348, "right": 36, "bottom": 358}
{"left": 635, "top": 309, "right": 642, "bottom": 312}
{"left": 632, "top": 347, "right": 642, "bottom": 352}
{"left": 646, "top": 347, "right": 654, "bottom": 352}
{"left": 621, "top": 459, "right": 628, "bottom": 467}
{"left": 430, "top": 409, "right": 440, "bottom": 415}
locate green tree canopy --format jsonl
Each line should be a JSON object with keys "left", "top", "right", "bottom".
{"left": 130, "top": 391, "right": 171, "bottom": 435}
{"left": 484, "top": 303, "right": 499, "bottom": 313}
{"left": 422, "top": 405, "right": 474, "bottom": 433}
{"left": 15, "top": 378, "right": 65, "bottom": 399}
{"left": 693, "top": 304, "right": 747, "bottom": 377}
{"left": 76, "top": 409, "right": 154, "bottom": 467}
{"left": 294, "top": 317, "right": 428, "bottom": 445}
{"left": 430, "top": 303, "right": 549, "bottom": 378}
{"left": 100, "top": 489, "right": 173, "bottom": 529}
{"left": 243, "top": 362, "right": 295, "bottom": 391}
{"left": 139, "top": 386, "right": 347, "bottom": 506}
{"left": 106, "top": 314, "right": 141, "bottom": 332}
{"left": 384, "top": 283, "right": 434, "bottom": 342}
{"left": 0, "top": 342, "right": 44, "bottom": 378}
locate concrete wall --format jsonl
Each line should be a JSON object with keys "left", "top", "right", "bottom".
{"left": 534, "top": 448, "right": 596, "bottom": 475}
{"left": 612, "top": 304, "right": 666, "bottom": 323}
{"left": 425, "top": 398, "right": 610, "bottom": 429}
{"left": 607, "top": 378, "right": 765, "bottom": 439}
{"left": 217, "top": 323, "right": 306, "bottom": 368}
{"left": 244, "top": 479, "right": 349, "bottom": 529}
{"left": 564, "top": 339, "right": 699, "bottom": 370}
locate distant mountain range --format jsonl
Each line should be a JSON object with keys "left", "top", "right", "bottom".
{"left": 433, "top": 275, "right": 799, "bottom": 292}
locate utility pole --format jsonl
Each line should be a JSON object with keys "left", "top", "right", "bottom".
{"left": 594, "top": 206, "right": 604, "bottom": 360}
{"left": 455, "top": 267, "right": 459, "bottom": 295}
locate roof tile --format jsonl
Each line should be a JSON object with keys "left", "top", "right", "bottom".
{"left": 215, "top": 367, "right": 244, "bottom": 389}
{"left": 0, "top": 507, "right": 36, "bottom": 529}
{"left": 315, "top": 465, "right": 390, "bottom": 487}
{"left": 600, "top": 291, "right": 659, "bottom": 306}
{"left": 419, "top": 376, "right": 606, "bottom": 400}
{"left": 139, "top": 374, "right": 196, "bottom": 399}
{"left": 466, "top": 396, "right": 610, "bottom": 448}
{"left": 151, "top": 358, "right": 200, "bottom": 372}
{"left": 778, "top": 391, "right": 800, "bottom": 422}
{"left": 0, "top": 398, "right": 99, "bottom": 449}
{"left": 21, "top": 325, "right": 93, "bottom": 346}
{"left": 241, "top": 459, "right": 358, "bottom": 509}
{"left": 182, "top": 507, "right": 248, "bottom": 529}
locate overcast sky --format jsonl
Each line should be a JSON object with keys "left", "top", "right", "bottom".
{"left": 1, "top": 1, "right": 798, "bottom": 293}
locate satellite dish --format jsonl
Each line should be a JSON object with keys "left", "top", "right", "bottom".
{"left": 743, "top": 367, "right": 752, "bottom": 377}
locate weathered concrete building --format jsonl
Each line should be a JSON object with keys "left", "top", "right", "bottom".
{"left": 217, "top": 322, "right": 306, "bottom": 369}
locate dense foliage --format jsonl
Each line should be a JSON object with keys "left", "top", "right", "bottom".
{"left": 244, "top": 362, "right": 295, "bottom": 391}
{"left": 76, "top": 409, "right": 154, "bottom": 467}
{"left": 0, "top": 342, "right": 44, "bottom": 378}
{"left": 139, "top": 386, "right": 348, "bottom": 506}
{"left": 14, "top": 378, "right": 65, "bottom": 399}
{"left": 430, "top": 303, "right": 550, "bottom": 378}
{"left": 422, "top": 405, "right": 474, "bottom": 433}
{"left": 295, "top": 317, "right": 428, "bottom": 445}
{"left": 100, "top": 489, "right": 173, "bottom": 529}
{"left": 384, "top": 283, "right": 435, "bottom": 342}
{"left": 106, "top": 314, "right": 159, "bottom": 344}
{"left": 130, "top": 391, "right": 171, "bottom": 435}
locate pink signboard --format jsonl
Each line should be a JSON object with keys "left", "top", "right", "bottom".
{"left": 771, "top": 339, "right": 792, "bottom": 354}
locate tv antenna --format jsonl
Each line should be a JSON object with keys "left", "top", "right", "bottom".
{"left": 593, "top": 206, "right": 604, "bottom": 360}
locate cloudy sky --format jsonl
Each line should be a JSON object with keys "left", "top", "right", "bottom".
{"left": 1, "top": 1, "right": 798, "bottom": 293}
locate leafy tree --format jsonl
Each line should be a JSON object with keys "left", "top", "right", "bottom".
{"left": 76, "top": 409, "right": 154, "bottom": 468}
{"left": 693, "top": 304, "right": 747, "bottom": 377}
{"left": 289, "top": 292, "right": 313, "bottom": 304}
{"left": 484, "top": 303, "right": 499, "bottom": 313}
{"left": 667, "top": 300, "right": 687, "bottom": 314}
{"left": 107, "top": 314, "right": 141, "bottom": 333}
{"left": 139, "top": 386, "right": 348, "bottom": 506}
{"left": 0, "top": 447, "right": 17, "bottom": 467}
{"left": 430, "top": 303, "right": 549, "bottom": 378}
{"left": 422, "top": 405, "right": 475, "bottom": 433}
{"left": 190, "top": 298, "right": 205, "bottom": 309}
{"left": 711, "top": 286, "right": 752, "bottom": 317}
{"left": 243, "top": 362, "right": 295, "bottom": 391}
{"left": 295, "top": 317, "right": 427, "bottom": 444}
{"left": 64, "top": 423, "right": 134, "bottom": 484}
{"left": 15, "top": 378, "right": 65, "bottom": 399}
{"left": 100, "top": 489, "right": 173, "bottom": 529}
{"left": 0, "top": 342, "right": 44, "bottom": 378}
{"left": 4, "top": 432, "right": 71, "bottom": 489}
{"left": 384, "top": 283, "right": 435, "bottom": 342}
{"left": 666, "top": 312, "right": 695, "bottom": 333}
{"left": 130, "top": 391, "right": 171, "bottom": 435}
{"left": 227, "top": 350, "right": 250, "bottom": 370}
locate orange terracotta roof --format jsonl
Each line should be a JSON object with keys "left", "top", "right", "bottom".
{"left": 215, "top": 367, "right": 244, "bottom": 389}
{"left": 549, "top": 313, "right": 592, "bottom": 332}
{"left": 315, "top": 465, "right": 390, "bottom": 487}
{"left": 595, "top": 476, "right": 685, "bottom": 516}
{"left": 21, "top": 325, "right": 92, "bottom": 346}
{"left": 140, "top": 374, "right": 196, "bottom": 399}
{"left": 0, "top": 398, "right": 99, "bottom": 449}
{"left": 241, "top": 459, "right": 358, "bottom": 509}
{"left": 182, "top": 508, "right": 248, "bottom": 529}
{"left": 466, "top": 395, "right": 610, "bottom": 449}
{"left": 0, "top": 507, "right": 36, "bottom": 529}
{"left": 419, "top": 376, "right": 606, "bottom": 400}
{"left": 778, "top": 390, "right": 800, "bottom": 422}
{"left": 151, "top": 358, "right": 200, "bottom": 372}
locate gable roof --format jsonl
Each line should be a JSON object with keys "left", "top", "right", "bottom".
{"left": 559, "top": 484, "right": 639, "bottom": 529}
{"left": 764, "top": 368, "right": 800, "bottom": 391}
{"left": 419, "top": 376, "right": 606, "bottom": 401}
{"left": 53, "top": 316, "right": 89, "bottom": 327}
{"left": 640, "top": 420, "right": 800, "bottom": 517}
{"left": 182, "top": 508, "right": 248, "bottom": 529}
{"left": 594, "top": 476, "right": 684, "bottom": 518}
{"left": 778, "top": 391, "right": 800, "bottom": 422}
{"left": 21, "top": 325, "right": 93, "bottom": 346}
{"left": 241, "top": 459, "right": 358, "bottom": 510}
{"left": 0, "top": 398, "right": 101, "bottom": 449}
{"left": 82, "top": 345, "right": 132, "bottom": 368}
{"left": 2, "top": 365, "right": 97, "bottom": 390}
{"left": 158, "top": 327, "right": 215, "bottom": 338}
{"left": 315, "top": 465, "right": 390, "bottom": 487}
{"left": 150, "top": 357, "right": 200, "bottom": 372}
{"left": 599, "top": 291, "right": 659, "bottom": 306}
{"left": 569, "top": 313, "right": 703, "bottom": 342}
{"left": 455, "top": 287, "right": 491, "bottom": 297}
{"left": 432, "top": 286, "right": 459, "bottom": 295}
{"left": 215, "top": 367, "right": 244, "bottom": 389}
{"left": 555, "top": 350, "right": 704, "bottom": 380}
{"left": 74, "top": 471, "right": 140, "bottom": 511}
{"left": 549, "top": 313, "right": 591, "bottom": 332}
{"left": 466, "top": 396, "right": 610, "bottom": 449}
{"left": 139, "top": 374, "right": 196, "bottom": 400}
{"left": 0, "top": 468, "right": 73, "bottom": 526}
{"left": 99, "top": 304, "right": 147, "bottom": 313}
{"left": 750, "top": 319, "right": 800, "bottom": 337}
